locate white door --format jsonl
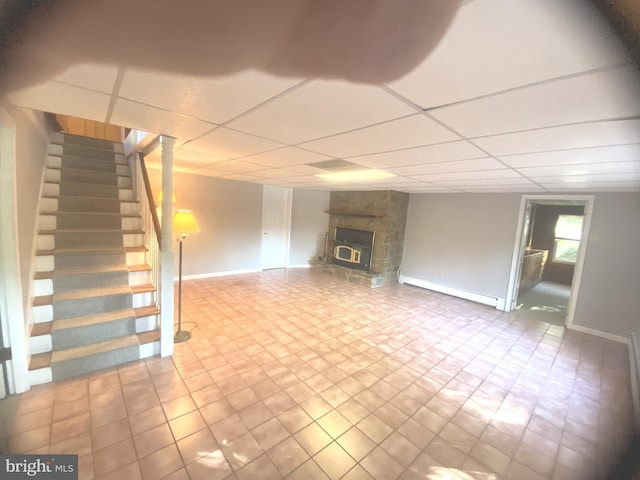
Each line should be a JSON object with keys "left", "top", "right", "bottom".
{"left": 511, "top": 200, "right": 533, "bottom": 310}
{"left": 261, "top": 186, "right": 292, "bottom": 270}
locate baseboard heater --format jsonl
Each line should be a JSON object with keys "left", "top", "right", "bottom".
{"left": 630, "top": 333, "right": 640, "bottom": 431}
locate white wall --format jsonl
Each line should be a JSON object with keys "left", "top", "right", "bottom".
{"left": 149, "top": 170, "right": 263, "bottom": 277}
{"left": 289, "top": 189, "right": 329, "bottom": 267}
{"left": 10, "top": 108, "right": 49, "bottom": 307}
{"left": 402, "top": 192, "right": 640, "bottom": 339}
{"left": 572, "top": 192, "right": 640, "bottom": 338}
{"left": 402, "top": 193, "right": 521, "bottom": 301}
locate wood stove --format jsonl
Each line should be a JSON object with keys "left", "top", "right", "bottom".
{"left": 333, "top": 227, "right": 374, "bottom": 272}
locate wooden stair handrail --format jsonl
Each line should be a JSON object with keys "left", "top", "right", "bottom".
{"left": 137, "top": 152, "right": 162, "bottom": 248}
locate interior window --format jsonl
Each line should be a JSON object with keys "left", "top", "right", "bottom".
{"left": 553, "top": 214, "right": 583, "bottom": 264}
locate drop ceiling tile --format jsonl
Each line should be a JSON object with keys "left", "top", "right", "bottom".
{"left": 460, "top": 185, "right": 547, "bottom": 192}
{"left": 474, "top": 119, "right": 640, "bottom": 156}
{"left": 212, "top": 160, "right": 267, "bottom": 173}
{"left": 8, "top": 83, "right": 111, "bottom": 122}
{"left": 349, "top": 176, "right": 420, "bottom": 185}
{"left": 389, "top": 0, "right": 630, "bottom": 108}
{"left": 350, "top": 141, "right": 487, "bottom": 169}
{"left": 541, "top": 182, "right": 640, "bottom": 191}
{"left": 220, "top": 173, "right": 262, "bottom": 182}
{"left": 531, "top": 173, "right": 640, "bottom": 183}
{"left": 195, "top": 167, "right": 230, "bottom": 177}
{"left": 240, "top": 147, "right": 332, "bottom": 168}
{"left": 397, "top": 186, "right": 454, "bottom": 193}
{"left": 432, "top": 177, "right": 535, "bottom": 187}
{"left": 53, "top": 64, "right": 120, "bottom": 93}
{"left": 284, "top": 164, "right": 327, "bottom": 175}
{"left": 110, "top": 99, "right": 214, "bottom": 139}
{"left": 499, "top": 144, "right": 640, "bottom": 168}
{"left": 409, "top": 169, "right": 523, "bottom": 182}
{"left": 173, "top": 149, "right": 229, "bottom": 165}
{"left": 181, "top": 127, "right": 285, "bottom": 158}
{"left": 120, "top": 69, "right": 303, "bottom": 124}
{"left": 248, "top": 168, "right": 299, "bottom": 179}
{"left": 430, "top": 66, "right": 640, "bottom": 137}
{"left": 226, "top": 80, "right": 415, "bottom": 144}
{"left": 517, "top": 161, "right": 640, "bottom": 178}
{"left": 387, "top": 157, "right": 507, "bottom": 176}
{"left": 299, "top": 114, "right": 459, "bottom": 158}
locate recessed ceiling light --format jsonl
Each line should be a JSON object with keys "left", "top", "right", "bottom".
{"left": 314, "top": 170, "right": 397, "bottom": 181}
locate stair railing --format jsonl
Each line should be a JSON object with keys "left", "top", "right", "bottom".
{"left": 133, "top": 151, "right": 161, "bottom": 311}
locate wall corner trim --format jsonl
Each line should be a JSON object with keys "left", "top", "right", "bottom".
{"left": 629, "top": 333, "right": 640, "bottom": 431}
{"left": 399, "top": 275, "right": 500, "bottom": 308}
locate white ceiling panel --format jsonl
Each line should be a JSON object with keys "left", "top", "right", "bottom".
{"left": 111, "top": 99, "right": 214, "bottom": 140}
{"left": 409, "top": 169, "right": 524, "bottom": 182}
{"left": 299, "top": 114, "right": 459, "bottom": 158}
{"left": 181, "top": 127, "right": 284, "bottom": 159}
{"left": 7, "top": 1, "right": 640, "bottom": 194}
{"left": 8, "top": 83, "right": 111, "bottom": 122}
{"left": 459, "top": 185, "right": 547, "bottom": 192}
{"left": 388, "top": 0, "right": 630, "bottom": 108}
{"left": 430, "top": 66, "right": 640, "bottom": 138}
{"left": 53, "top": 64, "right": 120, "bottom": 93}
{"left": 240, "top": 147, "right": 332, "bottom": 167}
{"left": 350, "top": 141, "right": 487, "bottom": 169}
{"left": 541, "top": 182, "right": 640, "bottom": 191}
{"left": 212, "top": 160, "right": 269, "bottom": 173}
{"left": 474, "top": 119, "right": 640, "bottom": 156}
{"left": 119, "top": 69, "right": 303, "bottom": 124}
{"left": 531, "top": 173, "right": 640, "bottom": 184}
{"left": 387, "top": 158, "right": 507, "bottom": 176}
{"left": 499, "top": 144, "right": 640, "bottom": 168}
{"left": 226, "top": 80, "right": 416, "bottom": 144}
{"left": 517, "top": 161, "right": 640, "bottom": 178}
{"left": 432, "top": 177, "right": 537, "bottom": 187}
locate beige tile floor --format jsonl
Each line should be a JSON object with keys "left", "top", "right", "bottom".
{"left": 8, "top": 269, "right": 635, "bottom": 480}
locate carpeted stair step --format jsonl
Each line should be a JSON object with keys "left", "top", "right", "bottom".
{"left": 61, "top": 143, "right": 120, "bottom": 162}
{"left": 50, "top": 248, "right": 127, "bottom": 269}
{"left": 54, "top": 212, "right": 122, "bottom": 230}
{"left": 58, "top": 155, "right": 118, "bottom": 173}
{"left": 56, "top": 195, "right": 121, "bottom": 213}
{"left": 52, "top": 267, "right": 130, "bottom": 293}
{"left": 53, "top": 181, "right": 120, "bottom": 199}
{"left": 54, "top": 229, "right": 124, "bottom": 249}
{"left": 52, "top": 285, "right": 132, "bottom": 320}
{"left": 51, "top": 308, "right": 137, "bottom": 350}
{"left": 50, "top": 334, "right": 140, "bottom": 381}
{"left": 57, "top": 166, "right": 122, "bottom": 186}
{"left": 52, "top": 132, "right": 122, "bottom": 151}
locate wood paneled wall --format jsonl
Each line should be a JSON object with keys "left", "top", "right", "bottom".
{"left": 55, "top": 114, "right": 122, "bottom": 142}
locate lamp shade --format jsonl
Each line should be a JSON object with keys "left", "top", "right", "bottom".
{"left": 157, "top": 191, "right": 176, "bottom": 203}
{"left": 173, "top": 210, "right": 200, "bottom": 235}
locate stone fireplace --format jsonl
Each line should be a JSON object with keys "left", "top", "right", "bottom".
{"left": 318, "top": 190, "right": 409, "bottom": 287}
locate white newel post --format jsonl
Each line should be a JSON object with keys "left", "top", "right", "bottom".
{"left": 160, "top": 136, "right": 175, "bottom": 357}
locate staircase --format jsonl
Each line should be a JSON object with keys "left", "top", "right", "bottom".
{"left": 28, "top": 132, "right": 161, "bottom": 385}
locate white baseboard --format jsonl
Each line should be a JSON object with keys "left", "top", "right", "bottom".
{"left": 286, "top": 264, "right": 312, "bottom": 269}
{"left": 629, "top": 333, "right": 640, "bottom": 431}
{"left": 399, "top": 275, "right": 501, "bottom": 308}
{"left": 567, "top": 323, "right": 629, "bottom": 345}
{"left": 178, "top": 268, "right": 262, "bottom": 281}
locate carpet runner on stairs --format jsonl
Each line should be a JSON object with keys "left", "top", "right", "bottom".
{"left": 29, "top": 133, "right": 160, "bottom": 384}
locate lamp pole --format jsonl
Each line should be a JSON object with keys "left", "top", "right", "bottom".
{"left": 174, "top": 234, "right": 191, "bottom": 342}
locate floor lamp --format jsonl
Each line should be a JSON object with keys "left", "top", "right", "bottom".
{"left": 173, "top": 209, "right": 200, "bottom": 342}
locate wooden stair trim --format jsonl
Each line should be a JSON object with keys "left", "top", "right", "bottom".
{"left": 29, "top": 352, "right": 51, "bottom": 371}
{"left": 31, "top": 322, "right": 52, "bottom": 336}
{"left": 132, "top": 284, "right": 155, "bottom": 294}
{"left": 135, "top": 305, "right": 160, "bottom": 317}
{"left": 129, "top": 264, "right": 151, "bottom": 272}
{"left": 137, "top": 330, "right": 161, "bottom": 345}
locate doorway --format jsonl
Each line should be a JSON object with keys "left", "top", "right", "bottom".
{"left": 261, "top": 185, "right": 292, "bottom": 270}
{"left": 505, "top": 195, "right": 594, "bottom": 328}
